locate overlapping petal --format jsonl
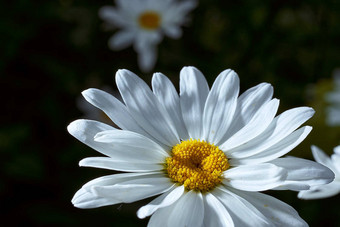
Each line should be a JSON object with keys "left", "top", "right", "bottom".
{"left": 236, "top": 190, "right": 308, "bottom": 226}
{"left": 212, "top": 187, "right": 271, "bottom": 226}
{"left": 94, "top": 129, "right": 169, "bottom": 160}
{"left": 71, "top": 188, "right": 120, "bottom": 209}
{"left": 311, "top": 145, "right": 334, "bottom": 169}
{"left": 81, "top": 88, "right": 150, "bottom": 137}
{"left": 270, "top": 157, "right": 335, "bottom": 191}
{"left": 219, "top": 98, "right": 279, "bottom": 150}
{"left": 166, "top": 190, "right": 204, "bottom": 227}
{"left": 180, "top": 66, "right": 209, "bottom": 139}
{"left": 152, "top": 73, "right": 189, "bottom": 140}
{"left": 145, "top": 190, "right": 205, "bottom": 227}
{"left": 221, "top": 82, "right": 273, "bottom": 140}
{"left": 298, "top": 145, "right": 340, "bottom": 199}
{"left": 79, "top": 157, "right": 163, "bottom": 172}
{"left": 230, "top": 126, "right": 312, "bottom": 165}
{"left": 137, "top": 185, "right": 184, "bottom": 219}
{"left": 116, "top": 69, "right": 180, "bottom": 146}
{"left": 202, "top": 69, "right": 239, "bottom": 144}
{"left": 67, "top": 119, "right": 116, "bottom": 157}
{"left": 298, "top": 182, "right": 340, "bottom": 199}
{"left": 222, "top": 163, "right": 286, "bottom": 191}
{"left": 93, "top": 174, "right": 174, "bottom": 203}
{"left": 227, "top": 107, "right": 314, "bottom": 159}
{"left": 72, "top": 172, "right": 161, "bottom": 208}
{"left": 203, "top": 193, "right": 234, "bottom": 227}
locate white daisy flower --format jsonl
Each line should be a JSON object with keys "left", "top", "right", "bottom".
{"left": 99, "top": 0, "right": 197, "bottom": 72}
{"left": 298, "top": 145, "right": 340, "bottom": 199}
{"left": 68, "top": 67, "right": 334, "bottom": 226}
{"left": 325, "top": 69, "right": 340, "bottom": 126}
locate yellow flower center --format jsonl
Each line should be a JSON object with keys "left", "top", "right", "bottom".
{"left": 138, "top": 11, "right": 161, "bottom": 30}
{"left": 165, "top": 139, "right": 229, "bottom": 192}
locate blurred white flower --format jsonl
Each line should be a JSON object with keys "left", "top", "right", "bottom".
{"left": 99, "top": 0, "right": 197, "bottom": 72}
{"left": 325, "top": 69, "right": 340, "bottom": 126}
{"left": 298, "top": 145, "right": 340, "bottom": 199}
{"left": 68, "top": 67, "right": 334, "bottom": 226}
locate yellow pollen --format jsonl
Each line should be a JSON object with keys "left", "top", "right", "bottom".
{"left": 165, "top": 139, "right": 229, "bottom": 192}
{"left": 138, "top": 11, "right": 161, "bottom": 30}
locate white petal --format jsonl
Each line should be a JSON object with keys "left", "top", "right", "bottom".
{"left": 135, "top": 31, "right": 162, "bottom": 50}
{"left": 82, "top": 172, "right": 158, "bottom": 189}
{"left": 81, "top": 88, "right": 150, "bottom": 136}
{"left": 203, "top": 193, "right": 234, "bottom": 227}
{"left": 331, "top": 153, "right": 340, "bottom": 173}
{"left": 94, "top": 130, "right": 169, "bottom": 161}
{"left": 116, "top": 69, "right": 180, "bottom": 146}
{"left": 220, "top": 98, "right": 279, "bottom": 150}
{"left": 73, "top": 172, "right": 158, "bottom": 208}
{"left": 326, "top": 107, "right": 340, "bottom": 126}
{"left": 108, "top": 30, "right": 135, "bottom": 50}
{"left": 148, "top": 202, "right": 173, "bottom": 227}
{"left": 298, "top": 182, "right": 340, "bottom": 199}
{"left": 230, "top": 126, "right": 312, "bottom": 165}
{"left": 212, "top": 187, "right": 271, "bottom": 226}
{"left": 162, "top": 0, "right": 197, "bottom": 24}
{"left": 137, "top": 185, "right": 184, "bottom": 219}
{"left": 202, "top": 69, "right": 239, "bottom": 144}
{"left": 334, "top": 145, "right": 340, "bottom": 155}
{"left": 137, "top": 45, "right": 158, "bottom": 73}
{"left": 72, "top": 188, "right": 120, "bottom": 209}
{"left": 222, "top": 83, "right": 273, "bottom": 140}
{"left": 311, "top": 145, "right": 334, "bottom": 168}
{"left": 79, "top": 157, "right": 163, "bottom": 172}
{"left": 167, "top": 190, "right": 204, "bottom": 227}
{"left": 180, "top": 66, "right": 209, "bottom": 139}
{"left": 163, "top": 25, "right": 182, "bottom": 39}
{"left": 93, "top": 174, "right": 174, "bottom": 203}
{"left": 115, "top": 0, "right": 134, "bottom": 10}
{"left": 270, "top": 157, "right": 335, "bottom": 191}
{"left": 152, "top": 73, "right": 189, "bottom": 140}
{"left": 174, "top": 0, "right": 197, "bottom": 15}
{"left": 227, "top": 107, "right": 314, "bottom": 158}
{"left": 236, "top": 190, "right": 308, "bottom": 227}
{"left": 325, "top": 91, "right": 340, "bottom": 103}
{"left": 98, "top": 6, "right": 127, "bottom": 27}
{"left": 67, "top": 119, "right": 116, "bottom": 157}
{"left": 222, "top": 163, "right": 286, "bottom": 191}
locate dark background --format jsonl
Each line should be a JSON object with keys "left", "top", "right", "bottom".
{"left": 1, "top": 0, "right": 340, "bottom": 226}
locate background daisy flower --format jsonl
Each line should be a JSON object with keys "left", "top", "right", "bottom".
{"left": 68, "top": 67, "right": 334, "bottom": 226}
{"left": 99, "top": 0, "right": 197, "bottom": 72}
{"left": 298, "top": 145, "right": 340, "bottom": 199}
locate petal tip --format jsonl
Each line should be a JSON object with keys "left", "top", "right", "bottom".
{"left": 67, "top": 120, "right": 81, "bottom": 135}
{"left": 81, "top": 88, "right": 93, "bottom": 97}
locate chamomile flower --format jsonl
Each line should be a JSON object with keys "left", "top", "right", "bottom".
{"left": 99, "top": 0, "right": 196, "bottom": 72}
{"left": 68, "top": 67, "right": 334, "bottom": 226}
{"left": 298, "top": 145, "right": 340, "bottom": 199}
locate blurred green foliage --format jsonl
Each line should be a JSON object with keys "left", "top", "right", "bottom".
{"left": 1, "top": 0, "right": 339, "bottom": 226}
